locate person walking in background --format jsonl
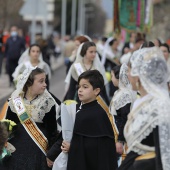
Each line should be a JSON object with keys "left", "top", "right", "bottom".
{"left": 65, "top": 35, "right": 90, "bottom": 74}
{"left": 0, "top": 29, "right": 3, "bottom": 76}
{"left": 5, "top": 26, "right": 25, "bottom": 87}
{"left": 12, "top": 44, "right": 51, "bottom": 90}
{"left": 64, "top": 41, "right": 109, "bottom": 104}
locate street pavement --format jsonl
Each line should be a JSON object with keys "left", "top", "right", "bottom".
{"left": 0, "top": 55, "right": 64, "bottom": 110}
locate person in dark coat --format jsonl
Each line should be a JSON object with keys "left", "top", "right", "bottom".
{"left": 5, "top": 26, "right": 25, "bottom": 86}
{"left": 62, "top": 70, "right": 118, "bottom": 170}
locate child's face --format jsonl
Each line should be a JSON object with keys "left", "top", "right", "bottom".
{"left": 84, "top": 46, "right": 96, "bottom": 62}
{"left": 29, "top": 73, "right": 47, "bottom": 95}
{"left": 29, "top": 46, "right": 41, "bottom": 61}
{"left": 78, "top": 78, "right": 100, "bottom": 104}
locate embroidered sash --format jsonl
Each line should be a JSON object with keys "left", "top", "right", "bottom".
{"left": 12, "top": 96, "right": 48, "bottom": 155}
{"left": 0, "top": 101, "right": 8, "bottom": 120}
{"left": 74, "top": 63, "right": 84, "bottom": 76}
{"left": 96, "top": 95, "right": 119, "bottom": 142}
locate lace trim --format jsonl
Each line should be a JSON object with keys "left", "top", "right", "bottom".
{"left": 125, "top": 97, "right": 160, "bottom": 155}
{"left": 113, "top": 91, "right": 133, "bottom": 111}
{"left": 127, "top": 119, "right": 158, "bottom": 154}
{"left": 8, "top": 90, "right": 56, "bottom": 123}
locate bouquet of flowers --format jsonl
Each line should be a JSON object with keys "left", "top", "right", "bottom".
{"left": 1, "top": 119, "right": 17, "bottom": 140}
{"left": 0, "top": 119, "right": 17, "bottom": 164}
{"left": 53, "top": 103, "right": 76, "bottom": 170}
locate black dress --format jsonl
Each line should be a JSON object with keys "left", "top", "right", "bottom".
{"left": 67, "top": 100, "right": 118, "bottom": 170}
{"left": 117, "top": 127, "right": 163, "bottom": 170}
{"left": 0, "top": 105, "right": 57, "bottom": 170}
{"left": 115, "top": 103, "right": 131, "bottom": 142}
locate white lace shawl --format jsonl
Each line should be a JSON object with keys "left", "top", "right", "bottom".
{"left": 9, "top": 67, "right": 59, "bottom": 123}
{"left": 127, "top": 47, "right": 170, "bottom": 170}
{"left": 101, "top": 37, "right": 121, "bottom": 65}
{"left": 109, "top": 63, "right": 136, "bottom": 116}
{"left": 8, "top": 90, "right": 59, "bottom": 123}
{"left": 124, "top": 94, "right": 170, "bottom": 170}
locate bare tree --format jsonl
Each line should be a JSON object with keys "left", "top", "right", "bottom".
{"left": 0, "top": 0, "right": 24, "bottom": 29}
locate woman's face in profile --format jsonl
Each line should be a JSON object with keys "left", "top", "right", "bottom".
{"left": 74, "top": 40, "right": 81, "bottom": 50}
{"left": 111, "top": 71, "right": 119, "bottom": 87}
{"left": 127, "top": 66, "right": 139, "bottom": 91}
{"left": 160, "top": 46, "right": 169, "bottom": 61}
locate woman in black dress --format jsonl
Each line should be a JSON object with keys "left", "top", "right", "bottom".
{"left": 1, "top": 67, "right": 60, "bottom": 170}
{"left": 118, "top": 47, "right": 170, "bottom": 170}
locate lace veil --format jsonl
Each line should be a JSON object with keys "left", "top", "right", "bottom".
{"left": 9, "top": 67, "right": 59, "bottom": 120}
{"left": 126, "top": 47, "right": 170, "bottom": 169}
{"left": 18, "top": 48, "right": 44, "bottom": 65}
{"left": 101, "top": 37, "right": 114, "bottom": 65}
{"left": 65, "top": 37, "right": 107, "bottom": 86}
{"left": 65, "top": 35, "right": 92, "bottom": 85}
{"left": 15, "top": 48, "right": 51, "bottom": 79}
{"left": 109, "top": 63, "right": 136, "bottom": 116}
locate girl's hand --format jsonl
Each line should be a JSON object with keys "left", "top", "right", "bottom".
{"left": 61, "top": 141, "right": 70, "bottom": 153}
{"left": 116, "top": 142, "right": 123, "bottom": 154}
{"left": 46, "top": 157, "right": 54, "bottom": 168}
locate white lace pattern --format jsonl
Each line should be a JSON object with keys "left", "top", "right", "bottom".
{"left": 126, "top": 47, "right": 170, "bottom": 170}
{"left": 9, "top": 67, "right": 59, "bottom": 123}
{"left": 9, "top": 90, "right": 57, "bottom": 123}
{"left": 109, "top": 63, "right": 136, "bottom": 115}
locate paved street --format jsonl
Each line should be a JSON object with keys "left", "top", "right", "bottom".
{"left": 50, "top": 65, "right": 66, "bottom": 101}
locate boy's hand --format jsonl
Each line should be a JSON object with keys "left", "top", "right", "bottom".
{"left": 61, "top": 140, "right": 70, "bottom": 153}
{"left": 46, "top": 157, "right": 54, "bottom": 168}
{"left": 116, "top": 142, "right": 123, "bottom": 154}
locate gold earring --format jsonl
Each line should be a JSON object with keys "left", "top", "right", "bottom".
{"left": 136, "top": 82, "right": 139, "bottom": 90}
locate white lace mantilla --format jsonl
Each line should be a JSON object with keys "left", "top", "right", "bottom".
{"left": 124, "top": 96, "right": 167, "bottom": 155}
{"left": 128, "top": 47, "right": 170, "bottom": 169}
{"left": 9, "top": 90, "right": 57, "bottom": 123}
{"left": 109, "top": 63, "right": 136, "bottom": 115}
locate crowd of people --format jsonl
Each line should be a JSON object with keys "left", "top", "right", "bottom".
{"left": 0, "top": 27, "right": 170, "bottom": 170}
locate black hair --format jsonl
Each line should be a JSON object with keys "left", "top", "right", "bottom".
{"left": 23, "top": 67, "right": 45, "bottom": 93}
{"left": 0, "top": 122, "right": 8, "bottom": 155}
{"left": 141, "top": 41, "right": 155, "bottom": 48}
{"left": 78, "top": 70, "right": 104, "bottom": 91}
{"left": 160, "top": 43, "right": 170, "bottom": 53}
{"left": 155, "top": 38, "right": 162, "bottom": 46}
{"left": 135, "top": 32, "right": 145, "bottom": 43}
{"left": 28, "top": 44, "right": 41, "bottom": 54}
{"left": 109, "top": 38, "right": 117, "bottom": 46}
{"left": 129, "top": 32, "right": 136, "bottom": 38}
{"left": 111, "top": 65, "right": 121, "bottom": 79}
{"left": 80, "top": 41, "right": 96, "bottom": 57}
{"left": 102, "top": 37, "right": 107, "bottom": 42}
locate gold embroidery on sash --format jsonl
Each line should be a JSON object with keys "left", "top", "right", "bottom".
{"left": 96, "top": 95, "right": 119, "bottom": 142}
